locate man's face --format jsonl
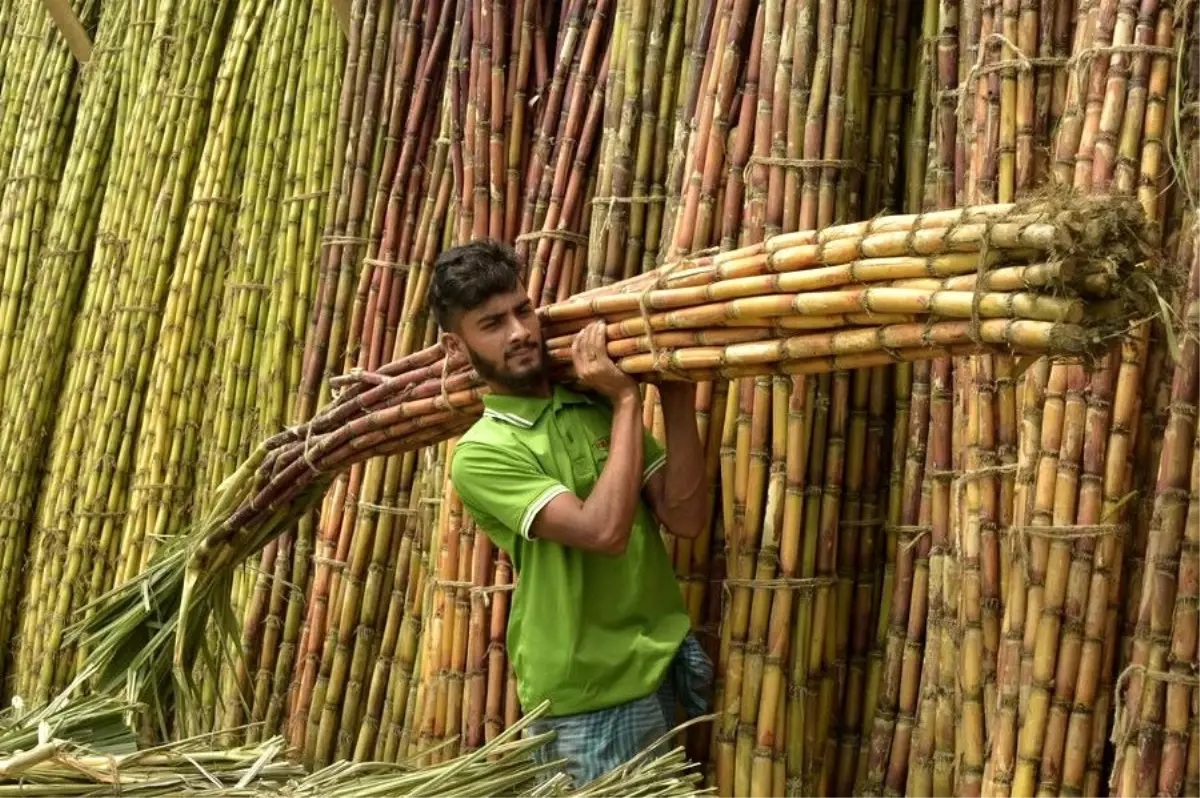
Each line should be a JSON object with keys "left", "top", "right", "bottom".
{"left": 448, "top": 286, "right": 549, "bottom": 394}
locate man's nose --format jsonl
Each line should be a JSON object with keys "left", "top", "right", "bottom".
{"left": 507, "top": 317, "right": 532, "bottom": 342}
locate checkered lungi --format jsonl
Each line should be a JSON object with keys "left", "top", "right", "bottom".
{"left": 525, "top": 633, "right": 713, "bottom": 787}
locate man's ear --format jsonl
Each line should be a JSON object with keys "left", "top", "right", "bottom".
{"left": 441, "top": 330, "right": 465, "bottom": 359}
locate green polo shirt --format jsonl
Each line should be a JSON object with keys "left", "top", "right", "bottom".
{"left": 449, "top": 384, "right": 690, "bottom": 717}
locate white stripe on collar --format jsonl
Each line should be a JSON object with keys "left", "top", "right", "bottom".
{"left": 483, "top": 408, "right": 535, "bottom": 428}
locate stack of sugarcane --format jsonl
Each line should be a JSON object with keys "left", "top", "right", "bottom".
{"left": 230, "top": 0, "right": 621, "bottom": 769}
{"left": 64, "top": 188, "right": 1158, "bottom": 752}
{"left": 1103, "top": 11, "right": 1200, "bottom": 798}
{"left": 0, "top": 0, "right": 104, "bottom": 685}
{"left": 0, "top": 0, "right": 1194, "bottom": 794}
{"left": 258, "top": 0, "right": 1195, "bottom": 794}
{"left": 0, "top": 0, "right": 344, "bottom": 716}
{"left": 856, "top": 0, "right": 1200, "bottom": 792}
{"left": 649, "top": 0, "right": 925, "bottom": 790}
{"left": 857, "top": 0, "right": 1199, "bottom": 792}
{"left": 6, "top": 0, "right": 241, "bottom": 706}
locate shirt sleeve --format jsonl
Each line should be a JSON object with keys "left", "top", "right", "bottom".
{"left": 451, "top": 440, "right": 572, "bottom": 542}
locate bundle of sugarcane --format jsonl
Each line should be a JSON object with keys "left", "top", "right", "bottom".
{"left": 971, "top": 0, "right": 1189, "bottom": 791}
{"left": 1105, "top": 12, "right": 1200, "bottom": 798}
{"left": 179, "top": 0, "right": 342, "bottom": 742}
{"left": 270, "top": 0, "right": 468, "bottom": 766}
{"left": 211, "top": 0, "right": 410, "bottom": 754}
{"left": 645, "top": 0, "right": 932, "bottom": 791}
{"left": 843, "top": 0, "right": 1194, "bottom": 791}
{"left": 266, "top": 0, "right": 620, "bottom": 769}
{"left": 0, "top": 0, "right": 345, "bottom": 715}
{"left": 6, "top": 0, "right": 240, "bottom": 706}
{"left": 0, "top": 0, "right": 98, "bottom": 406}
{"left": 64, "top": 193, "right": 1159, "bottom": 726}
{"left": 0, "top": 0, "right": 104, "bottom": 687}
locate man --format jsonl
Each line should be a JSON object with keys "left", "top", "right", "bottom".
{"left": 433, "top": 240, "right": 713, "bottom": 785}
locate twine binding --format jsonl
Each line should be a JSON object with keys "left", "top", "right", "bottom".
{"left": 301, "top": 422, "right": 322, "bottom": 475}
{"left": 1109, "top": 663, "right": 1200, "bottom": 787}
{"left": 433, "top": 579, "right": 474, "bottom": 591}
{"left": 887, "top": 524, "right": 933, "bottom": 552}
{"left": 720, "top": 577, "right": 839, "bottom": 605}
{"left": 636, "top": 260, "right": 687, "bottom": 379}
{"left": 322, "top": 235, "right": 370, "bottom": 247}
{"left": 227, "top": 281, "right": 269, "bottom": 293}
{"left": 953, "top": 33, "right": 1071, "bottom": 125}
{"left": 356, "top": 500, "right": 417, "bottom": 517}
{"left": 745, "top": 155, "right": 865, "bottom": 175}
{"left": 1009, "top": 523, "right": 1126, "bottom": 578}
{"left": 591, "top": 194, "right": 667, "bottom": 206}
{"left": 282, "top": 190, "right": 329, "bottom": 204}
{"left": 363, "top": 257, "right": 413, "bottom": 273}
{"left": 472, "top": 582, "right": 517, "bottom": 607}
{"left": 189, "top": 195, "right": 238, "bottom": 208}
{"left": 515, "top": 228, "right": 589, "bottom": 247}
{"left": 4, "top": 173, "right": 57, "bottom": 185}
{"left": 839, "top": 517, "right": 885, "bottom": 528}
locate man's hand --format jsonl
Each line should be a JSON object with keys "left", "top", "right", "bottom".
{"left": 572, "top": 321, "right": 638, "bottom": 403}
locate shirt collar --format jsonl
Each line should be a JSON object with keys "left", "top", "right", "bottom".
{"left": 481, "top": 384, "right": 595, "bottom": 428}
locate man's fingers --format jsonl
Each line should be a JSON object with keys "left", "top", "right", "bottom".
{"left": 572, "top": 330, "right": 586, "bottom": 370}
{"left": 584, "top": 322, "right": 600, "bottom": 360}
{"left": 591, "top": 322, "right": 606, "bottom": 357}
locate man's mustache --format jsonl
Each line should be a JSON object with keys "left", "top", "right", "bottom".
{"left": 504, "top": 341, "right": 538, "bottom": 358}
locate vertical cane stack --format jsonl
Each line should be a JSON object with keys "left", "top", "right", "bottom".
{"left": 0, "top": 0, "right": 1194, "bottom": 796}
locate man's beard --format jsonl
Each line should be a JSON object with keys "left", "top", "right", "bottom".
{"left": 466, "top": 340, "right": 550, "bottom": 394}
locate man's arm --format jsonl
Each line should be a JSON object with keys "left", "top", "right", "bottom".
{"left": 529, "top": 389, "right": 644, "bottom": 555}
{"left": 644, "top": 382, "right": 708, "bottom": 539}
{"left": 528, "top": 321, "right": 645, "bottom": 556}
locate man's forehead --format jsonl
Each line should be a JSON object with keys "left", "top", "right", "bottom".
{"left": 467, "top": 287, "right": 530, "bottom": 317}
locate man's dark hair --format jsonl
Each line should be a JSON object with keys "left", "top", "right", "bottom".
{"left": 430, "top": 240, "right": 523, "bottom": 331}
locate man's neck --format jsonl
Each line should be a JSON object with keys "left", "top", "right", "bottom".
{"left": 485, "top": 378, "right": 552, "bottom": 399}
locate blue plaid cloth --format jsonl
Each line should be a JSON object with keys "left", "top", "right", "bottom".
{"left": 526, "top": 633, "right": 713, "bottom": 786}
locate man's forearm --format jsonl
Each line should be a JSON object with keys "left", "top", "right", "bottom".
{"left": 579, "top": 390, "right": 645, "bottom": 550}
{"left": 525, "top": 390, "right": 647, "bottom": 554}
{"left": 656, "top": 385, "right": 708, "bottom": 536}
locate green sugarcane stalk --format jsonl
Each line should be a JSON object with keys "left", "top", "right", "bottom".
{"left": 13, "top": 0, "right": 157, "bottom": 696}
{"left": 252, "top": 6, "right": 343, "bottom": 738}
{"left": 1, "top": 0, "right": 125, "bottom": 697}
{"left": 124, "top": 0, "right": 268, "bottom": 587}
{"left": 209, "top": 0, "right": 314, "bottom": 741}
{"left": 244, "top": 2, "right": 342, "bottom": 742}
{"left": 61, "top": 0, "right": 236, "bottom": 690}
{"left": 18, "top": 0, "right": 225, "bottom": 702}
